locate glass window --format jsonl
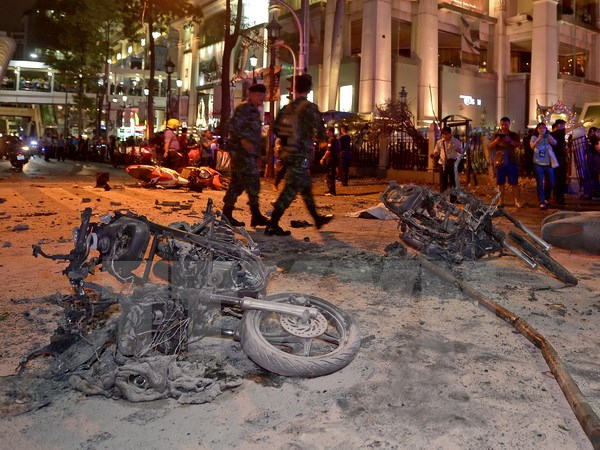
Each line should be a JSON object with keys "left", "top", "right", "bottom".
{"left": 510, "top": 50, "right": 531, "bottom": 73}
{"left": 559, "top": 53, "right": 587, "bottom": 77}
{"left": 438, "top": 32, "right": 461, "bottom": 68}
{"left": 339, "top": 85, "right": 353, "bottom": 112}
{"left": 0, "top": 69, "right": 17, "bottom": 91}
{"left": 393, "top": 19, "right": 411, "bottom": 58}
{"left": 350, "top": 21, "right": 362, "bottom": 56}
{"left": 199, "top": 11, "right": 226, "bottom": 47}
{"left": 19, "top": 70, "right": 52, "bottom": 92}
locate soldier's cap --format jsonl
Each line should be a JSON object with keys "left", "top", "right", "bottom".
{"left": 248, "top": 83, "right": 267, "bottom": 93}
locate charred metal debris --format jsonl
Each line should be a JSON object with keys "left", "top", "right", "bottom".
{"left": 20, "top": 200, "right": 359, "bottom": 404}
{"left": 381, "top": 182, "right": 577, "bottom": 285}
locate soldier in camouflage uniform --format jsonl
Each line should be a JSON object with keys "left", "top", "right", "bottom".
{"left": 222, "top": 83, "right": 270, "bottom": 227}
{"left": 265, "top": 74, "right": 332, "bottom": 236}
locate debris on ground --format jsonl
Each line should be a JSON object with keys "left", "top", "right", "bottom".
{"left": 290, "top": 220, "right": 311, "bottom": 228}
{"left": 346, "top": 202, "right": 399, "bottom": 220}
{"left": 384, "top": 241, "right": 408, "bottom": 257}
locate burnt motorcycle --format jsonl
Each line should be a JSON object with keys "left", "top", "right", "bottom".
{"left": 31, "top": 200, "right": 360, "bottom": 377}
{"left": 125, "top": 164, "right": 189, "bottom": 188}
{"left": 382, "top": 181, "right": 577, "bottom": 285}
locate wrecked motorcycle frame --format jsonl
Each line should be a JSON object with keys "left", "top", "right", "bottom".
{"left": 32, "top": 201, "right": 360, "bottom": 377}
{"left": 382, "top": 182, "right": 577, "bottom": 285}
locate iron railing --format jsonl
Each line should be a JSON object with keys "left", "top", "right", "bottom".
{"left": 388, "top": 132, "right": 429, "bottom": 170}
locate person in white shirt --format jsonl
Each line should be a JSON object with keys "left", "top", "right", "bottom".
{"left": 432, "top": 126, "right": 464, "bottom": 200}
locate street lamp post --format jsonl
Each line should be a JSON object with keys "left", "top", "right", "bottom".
{"left": 64, "top": 85, "right": 69, "bottom": 138}
{"left": 165, "top": 58, "right": 175, "bottom": 121}
{"left": 273, "top": 41, "right": 296, "bottom": 100}
{"left": 265, "top": 18, "right": 282, "bottom": 178}
{"left": 176, "top": 78, "right": 183, "bottom": 121}
{"left": 143, "top": 88, "right": 150, "bottom": 136}
{"left": 270, "top": 0, "right": 305, "bottom": 73}
{"left": 117, "top": 95, "right": 128, "bottom": 132}
{"left": 96, "top": 77, "right": 105, "bottom": 140}
{"left": 400, "top": 86, "right": 407, "bottom": 103}
{"left": 249, "top": 53, "right": 258, "bottom": 84}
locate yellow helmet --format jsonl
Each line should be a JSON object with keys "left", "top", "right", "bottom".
{"left": 166, "top": 118, "right": 180, "bottom": 129}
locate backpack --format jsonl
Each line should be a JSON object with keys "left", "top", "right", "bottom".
{"left": 276, "top": 99, "right": 310, "bottom": 150}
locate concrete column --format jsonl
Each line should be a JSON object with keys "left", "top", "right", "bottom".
{"left": 491, "top": 0, "right": 510, "bottom": 124}
{"left": 590, "top": 34, "right": 600, "bottom": 84}
{"left": 529, "top": 0, "right": 559, "bottom": 124}
{"left": 328, "top": 0, "right": 346, "bottom": 110}
{"left": 414, "top": 0, "right": 439, "bottom": 125}
{"left": 319, "top": 0, "right": 337, "bottom": 110}
{"left": 358, "top": 0, "right": 392, "bottom": 115}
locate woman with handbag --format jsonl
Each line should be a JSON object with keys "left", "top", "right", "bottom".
{"left": 530, "top": 123, "right": 557, "bottom": 209}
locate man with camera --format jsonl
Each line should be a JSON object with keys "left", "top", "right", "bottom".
{"left": 489, "top": 117, "right": 522, "bottom": 207}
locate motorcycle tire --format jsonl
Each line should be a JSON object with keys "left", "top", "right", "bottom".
{"left": 507, "top": 231, "right": 578, "bottom": 286}
{"left": 239, "top": 293, "right": 361, "bottom": 377}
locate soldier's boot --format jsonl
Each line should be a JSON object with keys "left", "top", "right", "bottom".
{"left": 222, "top": 205, "right": 245, "bottom": 227}
{"left": 265, "top": 208, "right": 291, "bottom": 236}
{"left": 308, "top": 205, "right": 333, "bottom": 230}
{"left": 249, "top": 205, "right": 270, "bottom": 228}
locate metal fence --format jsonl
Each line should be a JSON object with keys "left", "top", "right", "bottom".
{"left": 352, "top": 139, "right": 380, "bottom": 167}
{"left": 388, "top": 132, "right": 429, "bottom": 170}
{"left": 352, "top": 132, "right": 429, "bottom": 170}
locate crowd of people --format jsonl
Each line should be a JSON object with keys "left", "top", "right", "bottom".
{"left": 22, "top": 126, "right": 224, "bottom": 171}
{"left": 6, "top": 81, "right": 599, "bottom": 222}
{"left": 432, "top": 116, "right": 600, "bottom": 209}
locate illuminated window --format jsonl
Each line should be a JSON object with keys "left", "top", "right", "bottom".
{"left": 339, "top": 85, "right": 353, "bottom": 112}
{"left": 558, "top": 53, "right": 587, "bottom": 78}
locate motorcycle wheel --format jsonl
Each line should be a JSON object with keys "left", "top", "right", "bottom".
{"left": 507, "top": 231, "right": 578, "bottom": 285}
{"left": 239, "top": 293, "right": 361, "bottom": 377}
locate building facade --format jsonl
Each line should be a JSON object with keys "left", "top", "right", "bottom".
{"left": 175, "top": 0, "right": 599, "bottom": 135}
{"left": 1, "top": 0, "right": 599, "bottom": 138}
